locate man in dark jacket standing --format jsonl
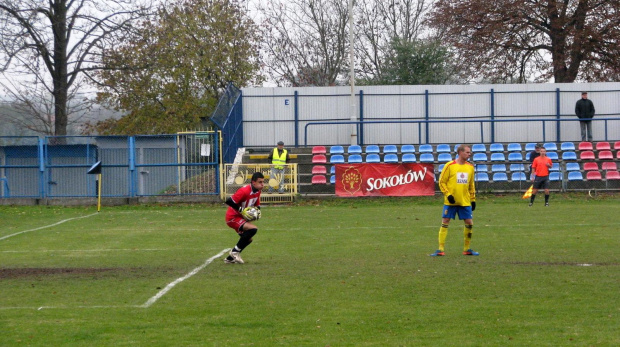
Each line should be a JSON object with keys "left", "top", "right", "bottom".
{"left": 575, "top": 92, "right": 595, "bottom": 142}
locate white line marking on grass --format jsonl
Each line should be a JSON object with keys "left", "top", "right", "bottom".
{"left": 1, "top": 248, "right": 196, "bottom": 253}
{"left": 140, "top": 248, "right": 230, "bottom": 308}
{"left": 0, "top": 213, "right": 98, "bottom": 241}
{"left": 0, "top": 305, "right": 141, "bottom": 311}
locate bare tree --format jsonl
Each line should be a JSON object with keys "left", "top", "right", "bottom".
{"left": 429, "top": 0, "right": 620, "bottom": 83}
{"left": 0, "top": 0, "right": 152, "bottom": 141}
{"left": 0, "top": 75, "right": 92, "bottom": 136}
{"left": 256, "top": 0, "right": 349, "bottom": 86}
{"left": 255, "top": 0, "right": 433, "bottom": 86}
{"left": 355, "top": 0, "right": 432, "bottom": 82}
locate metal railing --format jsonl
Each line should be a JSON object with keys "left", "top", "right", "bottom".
{"left": 303, "top": 117, "right": 620, "bottom": 146}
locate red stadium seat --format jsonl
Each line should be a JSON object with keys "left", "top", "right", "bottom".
{"left": 586, "top": 171, "right": 602, "bottom": 180}
{"left": 595, "top": 142, "right": 611, "bottom": 150}
{"left": 605, "top": 171, "right": 620, "bottom": 180}
{"left": 311, "top": 175, "right": 327, "bottom": 184}
{"left": 579, "top": 151, "right": 595, "bottom": 160}
{"left": 312, "top": 165, "right": 327, "bottom": 174}
{"left": 312, "top": 146, "right": 326, "bottom": 154}
{"left": 614, "top": 141, "right": 620, "bottom": 150}
{"left": 598, "top": 151, "right": 613, "bottom": 160}
{"left": 578, "top": 142, "right": 593, "bottom": 151}
{"left": 583, "top": 162, "right": 598, "bottom": 171}
{"left": 312, "top": 154, "right": 327, "bottom": 164}
{"left": 602, "top": 162, "right": 617, "bottom": 171}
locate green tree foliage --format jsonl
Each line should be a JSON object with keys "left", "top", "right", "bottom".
{"left": 360, "top": 39, "right": 452, "bottom": 85}
{"left": 91, "top": 0, "right": 262, "bottom": 135}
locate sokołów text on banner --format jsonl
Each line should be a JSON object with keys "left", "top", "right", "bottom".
{"left": 334, "top": 163, "right": 435, "bottom": 197}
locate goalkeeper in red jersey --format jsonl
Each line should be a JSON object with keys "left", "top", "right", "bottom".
{"left": 223, "top": 172, "right": 264, "bottom": 264}
{"left": 430, "top": 144, "right": 479, "bottom": 257}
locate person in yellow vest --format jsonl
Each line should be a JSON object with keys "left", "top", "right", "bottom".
{"left": 267, "top": 141, "right": 290, "bottom": 193}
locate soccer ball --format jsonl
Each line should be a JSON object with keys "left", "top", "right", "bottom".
{"left": 244, "top": 206, "right": 261, "bottom": 221}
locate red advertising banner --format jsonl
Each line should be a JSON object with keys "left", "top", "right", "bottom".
{"left": 335, "top": 163, "right": 435, "bottom": 197}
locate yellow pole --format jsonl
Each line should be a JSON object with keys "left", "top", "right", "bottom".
{"left": 97, "top": 173, "right": 102, "bottom": 212}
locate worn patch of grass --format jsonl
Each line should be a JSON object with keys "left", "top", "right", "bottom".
{"left": 0, "top": 194, "right": 618, "bottom": 346}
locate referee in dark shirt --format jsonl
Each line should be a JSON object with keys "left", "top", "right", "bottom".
{"left": 528, "top": 143, "right": 543, "bottom": 179}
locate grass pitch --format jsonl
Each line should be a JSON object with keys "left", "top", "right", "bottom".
{"left": 0, "top": 194, "right": 618, "bottom": 346}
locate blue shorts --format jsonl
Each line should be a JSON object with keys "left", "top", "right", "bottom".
{"left": 442, "top": 205, "right": 473, "bottom": 220}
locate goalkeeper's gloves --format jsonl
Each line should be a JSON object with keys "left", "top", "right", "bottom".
{"left": 447, "top": 195, "right": 456, "bottom": 204}
{"left": 471, "top": 201, "right": 476, "bottom": 211}
{"left": 240, "top": 207, "right": 252, "bottom": 221}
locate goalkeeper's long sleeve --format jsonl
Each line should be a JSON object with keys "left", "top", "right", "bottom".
{"left": 225, "top": 197, "right": 241, "bottom": 211}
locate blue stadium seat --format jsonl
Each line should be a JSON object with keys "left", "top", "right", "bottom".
{"left": 492, "top": 172, "right": 508, "bottom": 181}
{"left": 401, "top": 145, "right": 415, "bottom": 153}
{"left": 562, "top": 151, "right": 577, "bottom": 160}
{"left": 330, "top": 154, "right": 345, "bottom": 163}
{"left": 366, "top": 154, "right": 380, "bottom": 163}
{"left": 473, "top": 153, "right": 488, "bottom": 161}
{"left": 546, "top": 152, "right": 558, "bottom": 160}
{"left": 348, "top": 145, "right": 362, "bottom": 154}
{"left": 509, "top": 163, "right": 525, "bottom": 171}
{"left": 475, "top": 164, "right": 488, "bottom": 172}
{"left": 383, "top": 145, "right": 398, "bottom": 153}
{"left": 384, "top": 154, "right": 399, "bottom": 163}
{"left": 420, "top": 153, "right": 434, "bottom": 162}
{"left": 549, "top": 172, "right": 561, "bottom": 181}
{"left": 453, "top": 144, "right": 461, "bottom": 152}
{"left": 511, "top": 172, "right": 527, "bottom": 181}
{"left": 402, "top": 153, "right": 416, "bottom": 163}
{"left": 438, "top": 164, "right": 445, "bottom": 172}
{"left": 568, "top": 171, "right": 583, "bottom": 181}
{"left": 525, "top": 152, "right": 531, "bottom": 161}
{"left": 544, "top": 142, "right": 558, "bottom": 151}
{"left": 330, "top": 145, "right": 344, "bottom": 154}
{"left": 472, "top": 144, "right": 487, "bottom": 152}
{"left": 330, "top": 165, "right": 336, "bottom": 174}
{"left": 436, "top": 144, "right": 451, "bottom": 153}
{"left": 508, "top": 152, "right": 523, "bottom": 161}
{"left": 566, "top": 162, "right": 580, "bottom": 171}
{"left": 490, "top": 143, "right": 504, "bottom": 152}
{"left": 525, "top": 143, "right": 536, "bottom": 151}
{"left": 419, "top": 144, "right": 433, "bottom": 153}
{"left": 561, "top": 142, "right": 575, "bottom": 151}
{"left": 491, "top": 153, "right": 506, "bottom": 161}
{"left": 507, "top": 143, "right": 522, "bottom": 152}
{"left": 348, "top": 154, "right": 362, "bottom": 163}
{"left": 475, "top": 173, "right": 489, "bottom": 182}
{"left": 330, "top": 175, "right": 336, "bottom": 184}
{"left": 549, "top": 163, "right": 560, "bottom": 171}
{"left": 365, "top": 145, "right": 380, "bottom": 153}
{"left": 491, "top": 164, "right": 507, "bottom": 172}
{"left": 437, "top": 153, "right": 452, "bottom": 162}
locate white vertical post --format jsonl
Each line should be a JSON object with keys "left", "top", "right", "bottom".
{"left": 349, "top": 0, "right": 357, "bottom": 146}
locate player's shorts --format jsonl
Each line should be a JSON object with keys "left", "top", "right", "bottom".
{"left": 442, "top": 205, "right": 473, "bottom": 220}
{"left": 226, "top": 216, "right": 247, "bottom": 234}
{"left": 533, "top": 175, "right": 550, "bottom": 189}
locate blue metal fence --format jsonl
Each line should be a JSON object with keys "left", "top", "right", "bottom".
{"left": 303, "top": 117, "right": 620, "bottom": 146}
{"left": 211, "top": 83, "right": 242, "bottom": 163}
{"left": 0, "top": 133, "right": 220, "bottom": 199}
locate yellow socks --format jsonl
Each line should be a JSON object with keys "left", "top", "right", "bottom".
{"left": 463, "top": 224, "right": 473, "bottom": 251}
{"left": 438, "top": 224, "right": 449, "bottom": 251}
